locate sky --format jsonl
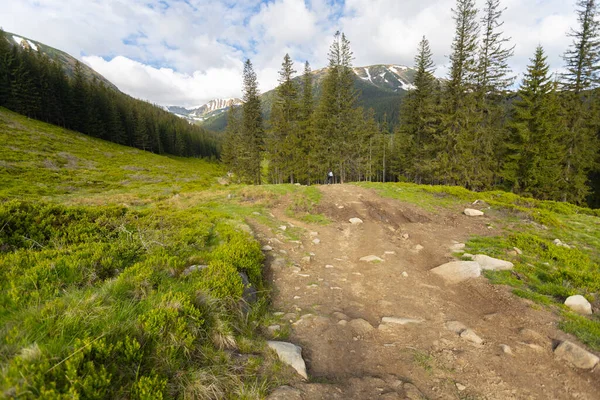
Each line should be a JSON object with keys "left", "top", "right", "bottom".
{"left": 0, "top": 0, "right": 581, "bottom": 108}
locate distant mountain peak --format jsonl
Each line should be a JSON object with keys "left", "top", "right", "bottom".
{"left": 167, "top": 98, "right": 244, "bottom": 122}
{"left": 352, "top": 64, "right": 416, "bottom": 91}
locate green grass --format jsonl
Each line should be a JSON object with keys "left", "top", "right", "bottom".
{"left": 0, "top": 109, "right": 296, "bottom": 398}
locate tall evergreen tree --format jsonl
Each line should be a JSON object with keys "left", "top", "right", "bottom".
{"left": 298, "top": 61, "right": 315, "bottom": 184}
{"left": 433, "top": 0, "right": 481, "bottom": 187}
{"left": 502, "top": 46, "right": 565, "bottom": 199}
{"left": 397, "top": 36, "right": 440, "bottom": 183}
{"left": 240, "top": 59, "right": 264, "bottom": 184}
{"left": 268, "top": 54, "right": 299, "bottom": 183}
{"left": 312, "top": 31, "right": 357, "bottom": 183}
{"left": 561, "top": 0, "right": 600, "bottom": 204}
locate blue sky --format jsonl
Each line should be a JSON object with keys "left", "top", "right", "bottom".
{"left": 0, "top": 0, "right": 580, "bottom": 107}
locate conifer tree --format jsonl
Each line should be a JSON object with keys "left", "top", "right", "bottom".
{"left": 298, "top": 61, "right": 314, "bottom": 184}
{"left": 312, "top": 31, "right": 357, "bottom": 182}
{"left": 268, "top": 54, "right": 299, "bottom": 183}
{"left": 502, "top": 46, "right": 565, "bottom": 199}
{"left": 397, "top": 36, "right": 440, "bottom": 183}
{"left": 240, "top": 59, "right": 264, "bottom": 184}
{"left": 434, "top": 0, "right": 481, "bottom": 187}
{"left": 561, "top": 0, "right": 600, "bottom": 203}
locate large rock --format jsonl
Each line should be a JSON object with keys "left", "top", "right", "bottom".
{"left": 464, "top": 208, "right": 484, "bottom": 216}
{"left": 349, "top": 217, "right": 363, "bottom": 225}
{"left": 473, "top": 254, "right": 514, "bottom": 271}
{"left": 430, "top": 261, "right": 481, "bottom": 284}
{"left": 348, "top": 318, "right": 374, "bottom": 335}
{"left": 564, "top": 295, "right": 593, "bottom": 315}
{"left": 267, "top": 341, "right": 308, "bottom": 379}
{"left": 554, "top": 340, "right": 599, "bottom": 369}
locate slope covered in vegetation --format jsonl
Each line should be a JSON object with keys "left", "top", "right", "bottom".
{"left": 0, "top": 109, "right": 291, "bottom": 398}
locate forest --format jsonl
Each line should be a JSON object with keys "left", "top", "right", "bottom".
{"left": 223, "top": 0, "right": 600, "bottom": 207}
{"left": 0, "top": 30, "right": 220, "bottom": 159}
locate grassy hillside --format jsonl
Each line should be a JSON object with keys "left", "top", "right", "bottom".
{"left": 0, "top": 108, "right": 296, "bottom": 398}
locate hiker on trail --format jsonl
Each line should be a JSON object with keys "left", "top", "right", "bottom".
{"left": 327, "top": 171, "right": 334, "bottom": 184}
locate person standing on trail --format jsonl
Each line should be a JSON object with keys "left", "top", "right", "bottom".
{"left": 327, "top": 170, "right": 334, "bottom": 184}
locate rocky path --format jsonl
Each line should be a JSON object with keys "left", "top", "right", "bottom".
{"left": 253, "top": 184, "right": 599, "bottom": 399}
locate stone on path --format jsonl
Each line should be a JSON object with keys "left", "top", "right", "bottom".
{"left": 500, "top": 344, "right": 513, "bottom": 355}
{"left": 267, "top": 386, "right": 303, "bottom": 400}
{"left": 430, "top": 261, "right": 481, "bottom": 284}
{"left": 349, "top": 217, "right": 364, "bottom": 225}
{"left": 460, "top": 329, "right": 484, "bottom": 344}
{"left": 456, "top": 383, "right": 467, "bottom": 391}
{"left": 414, "top": 244, "right": 424, "bottom": 251}
{"left": 310, "top": 231, "right": 319, "bottom": 236}
{"left": 267, "top": 341, "right": 308, "bottom": 379}
{"left": 554, "top": 340, "right": 599, "bottom": 369}
{"left": 402, "top": 271, "right": 408, "bottom": 278}
{"left": 279, "top": 225, "right": 287, "bottom": 231}
{"left": 262, "top": 245, "right": 273, "bottom": 251}
{"left": 312, "top": 238, "right": 321, "bottom": 245}
{"left": 445, "top": 321, "right": 467, "bottom": 334}
{"left": 564, "top": 295, "right": 593, "bottom": 315}
{"left": 464, "top": 208, "right": 484, "bottom": 216}
{"left": 381, "top": 317, "right": 424, "bottom": 325}
{"left": 473, "top": 254, "right": 514, "bottom": 271}
{"left": 360, "top": 255, "right": 383, "bottom": 263}
{"left": 325, "top": 264, "right": 334, "bottom": 269}
{"left": 301, "top": 256, "right": 312, "bottom": 264}
{"left": 348, "top": 318, "right": 374, "bottom": 335}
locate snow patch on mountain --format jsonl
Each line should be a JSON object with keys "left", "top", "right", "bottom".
{"left": 12, "top": 35, "right": 38, "bottom": 51}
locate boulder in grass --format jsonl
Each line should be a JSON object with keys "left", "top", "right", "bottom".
{"left": 564, "top": 295, "right": 593, "bottom": 315}
{"left": 473, "top": 255, "right": 514, "bottom": 271}
{"left": 464, "top": 208, "right": 484, "bottom": 216}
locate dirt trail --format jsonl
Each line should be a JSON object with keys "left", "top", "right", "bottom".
{"left": 253, "top": 184, "right": 600, "bottom": 400}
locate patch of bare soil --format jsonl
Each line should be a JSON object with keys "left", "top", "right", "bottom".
{"left": 252, "top": 184, "right": 599, "bottom": 400}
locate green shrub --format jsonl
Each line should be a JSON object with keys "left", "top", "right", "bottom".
{"left": 196, "top": 260, "right": 244, "bottom": 299}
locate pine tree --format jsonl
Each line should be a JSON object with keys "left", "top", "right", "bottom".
{"left": 561, "top": 0, "right": 600, "bottom": 204}
{"left": 268, "top": 54, "right": 299, "bottom": 183}
{"left": 502, "top": 46, "right": 565, "bottom": 199}
{"left": 221, "top": 105, "right": 242, "bottom": 176}
{"left": 312, "top": 31, "right": 357, "bottom": 183}
{"left": 240, "top": 59, "right": 264, "bottom": 184}
{"left": 397, "top": 36, "right": 440, "bottom": 184}
{"left": 298, "top": 61, "right": 314, "bottom": 184}
{"left": 434, "top": 0, "right": 481, "bottom": 187}
{"left": 476, "top": 0, "right": 515, "bottom": 187}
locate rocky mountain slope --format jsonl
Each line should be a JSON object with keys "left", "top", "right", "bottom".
{"left": 167, "top": 98, "right": 243, "bottom": 122}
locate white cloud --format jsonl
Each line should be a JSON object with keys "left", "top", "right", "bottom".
{"left": 0, "top": 0, "right": 585, "bottom": 106}
{"left": 83, "top": 55, "right": 244, "bottom": 108}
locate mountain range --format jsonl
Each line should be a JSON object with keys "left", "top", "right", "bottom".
{"left": 166, "top": 98, "right": 244, "bottom": 122}
{"left": 199, "top": 64, "right": 417, "bottom": 132}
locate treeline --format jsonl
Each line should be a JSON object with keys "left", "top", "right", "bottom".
{"left": 0, "top": 30, "right": 219, "bottom": 158}
{"left": 223, "top": 0, "right": 600, "bottom": 207}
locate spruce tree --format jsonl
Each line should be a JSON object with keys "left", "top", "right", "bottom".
{"left": 268, "top": 54, "right": 299, "bottom": 183}
{"left": 502, "top": 46, "right": 565, "bottom": 199}
{"left": 240, "top": 59, "right": 264, "bottom": 184}
{"left": 397, "top": 36, "right": 440, "bottom": 184}
{"left": 434, "top": 0, "right": 481, "bottom": 187}
{"left": 298, "top": 61, "right": 314, "bottom": 184}
{"left": 561, "top": 0, "right": 600, "bottom": 204}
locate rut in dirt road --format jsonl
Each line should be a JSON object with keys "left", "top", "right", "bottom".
{"left": 255, "top": 184, "right": 600, "bottom": 400}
